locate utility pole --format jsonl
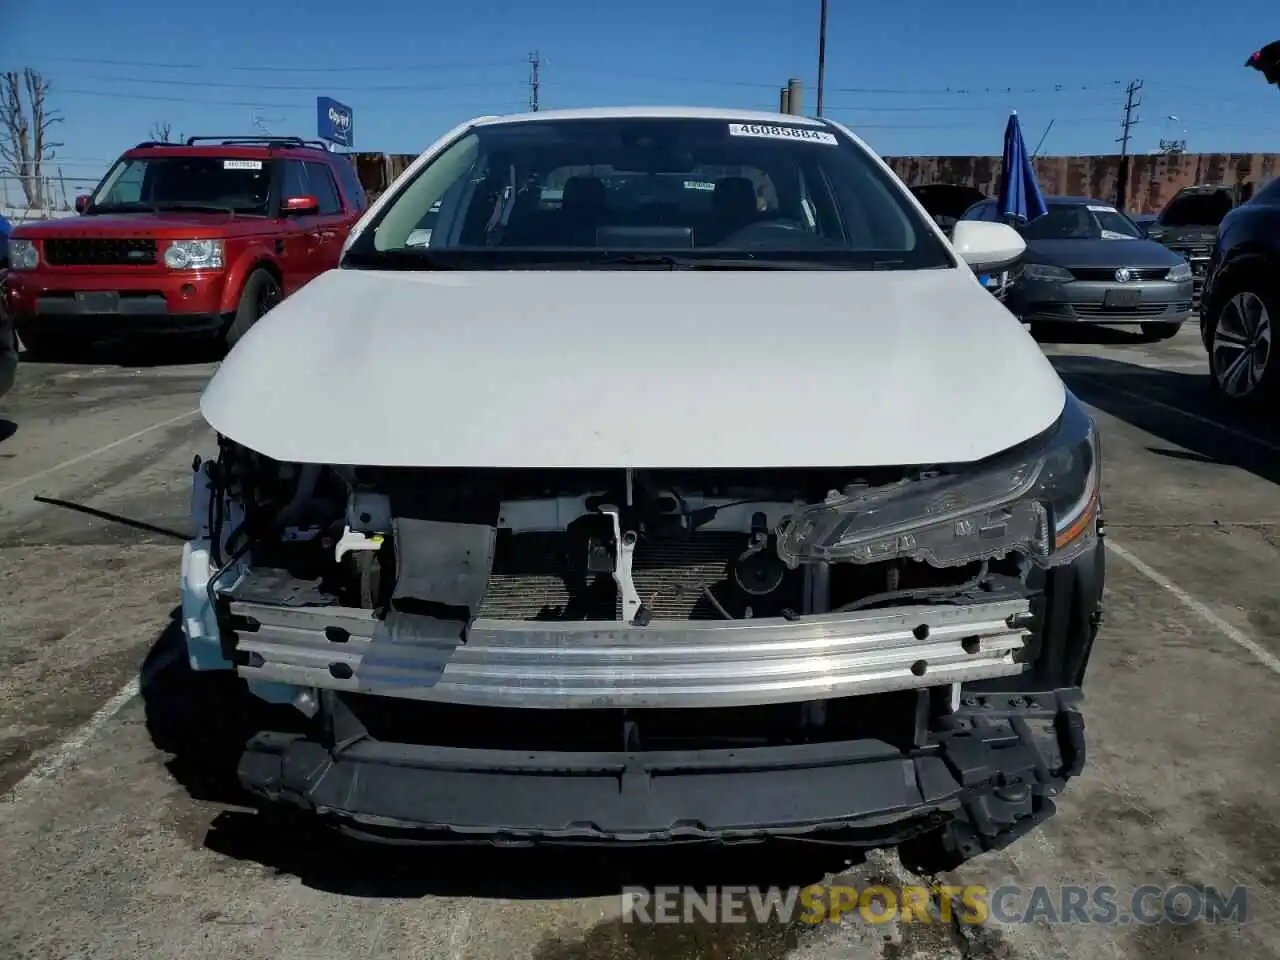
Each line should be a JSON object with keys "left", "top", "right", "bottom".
{"left": 1115, "top": 79, "right": 1142, "bottom": 210}
{"left": 787, "top": 77, "right": 804, "bottom": 115}
{"left": 528, "top": 51, "right": 541, "bottom": 112}
{"left": 816, "top": 0, "right": 828, "bottom": 117}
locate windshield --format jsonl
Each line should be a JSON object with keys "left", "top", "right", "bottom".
{"left": 1158, "top": 191, "right": 1233, "bottom": 228}
{"left": 1020, "top": 203, "right": 1142, "bottom": 241}
{"left": 343, "top": 116, "right": 954, "bottom": 270}
{"left": 90, "top": 155, "right": 273, "bottom": 215}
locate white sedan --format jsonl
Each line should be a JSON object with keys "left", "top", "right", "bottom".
{"left": 181, "top": 106, "right": 1103, "bottom": 871}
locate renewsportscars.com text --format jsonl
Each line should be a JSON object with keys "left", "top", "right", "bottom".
{"left": 621, "top": 884, "right": 1249, "bottom": 926}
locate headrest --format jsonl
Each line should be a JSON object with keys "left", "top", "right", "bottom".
{"left": 561, "top": 176, "right": 606, "bottom": 211}
{"left": 713, "top": 177, "right": 758, "bottom": 216}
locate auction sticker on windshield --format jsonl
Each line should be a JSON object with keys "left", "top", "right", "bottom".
{"left": 223, "top": 160, "right": 263, "bottom": 170}
{"left": 728, "top": 123, "right": 838, "bottom": 145}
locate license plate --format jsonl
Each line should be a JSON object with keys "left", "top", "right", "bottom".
{"left": 1103, "top": 288, "right": 1142, "bottom": 308}
{"left": 75, "top": 291, "right": 119, "bottom": 313}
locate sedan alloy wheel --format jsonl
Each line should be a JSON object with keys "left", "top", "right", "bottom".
{"left": 1211, "top": 290, "right": 1274, "bottom": 400}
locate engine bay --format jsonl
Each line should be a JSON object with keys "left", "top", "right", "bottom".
{"left": 203, "top": 438, "right": 1030, "bottom": 629}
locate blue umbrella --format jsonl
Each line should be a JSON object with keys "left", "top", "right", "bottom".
{"left": 998, "top": 110, "right": 1047, "bottom": 223}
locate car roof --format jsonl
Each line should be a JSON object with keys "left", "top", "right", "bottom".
{"left": 470, "top": 105, "right": 832, "bottom": 128}
{"left": 122, "top": 141, "right": 336, "bottom": 161}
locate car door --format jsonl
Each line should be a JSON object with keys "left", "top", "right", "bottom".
{"left": 277, "top": 159, "right": 325, "bottom": 295}
{"left": 305, "top": 161, "right": 348, "bottom": 273}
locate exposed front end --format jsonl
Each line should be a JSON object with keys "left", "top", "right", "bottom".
{"left": 180, "top": 395, "right": 1103, "bottom": 867}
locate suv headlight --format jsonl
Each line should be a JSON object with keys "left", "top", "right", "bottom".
{"left": 163, "top": 239, "right": 223, "bottom": 270}
{"left": 1022, "top": 263, "right": 1074, "bottom": 282}
{"left": 777, "top": 395, "right": 1100, "bottom": 569}
{"left": 10, "top": 239, "right": 38, "bottom": 270}
{"left": 1166, "top": 261, "right": 1192, "bottom": 282}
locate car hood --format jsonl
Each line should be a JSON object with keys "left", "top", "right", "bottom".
{"left": 13, "top": 212, "right": 273, "bottom": 237}
{"left": 1025, "top": 237, "right": 1184, "bottom": 268}
{"left": 200, "top": 266, "right": 1067, "bottom": 469}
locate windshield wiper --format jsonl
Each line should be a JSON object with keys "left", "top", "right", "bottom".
{"left": 149, "top": 201, "right": 239, "bottom": 216}
{"left": 89, "top": 201, "right": 159, "bottom": 214}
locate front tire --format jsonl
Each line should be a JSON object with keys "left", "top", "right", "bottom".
{"left": 225, "top": 269, "right": 282, "bottom": 350}
{"left": 1204, "top": 278, "right": 1279, "bottom": 408}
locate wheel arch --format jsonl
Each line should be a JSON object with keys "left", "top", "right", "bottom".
{"left": 1201, "top": 245, "right": 1280, "bottom": 348}
{"left": 218, "top": 249, "right": 284, "bottom": 315}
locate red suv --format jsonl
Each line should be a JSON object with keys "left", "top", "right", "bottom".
{"left": 4, "top": 136, "right": 367, "bottom": 355}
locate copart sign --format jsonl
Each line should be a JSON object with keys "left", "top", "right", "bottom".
{"left": 317, "top": 96, "right": 354, "bottom": 147}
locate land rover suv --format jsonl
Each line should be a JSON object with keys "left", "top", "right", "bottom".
{"left": 4, "top": 136, "right": 367, "bottom": 356}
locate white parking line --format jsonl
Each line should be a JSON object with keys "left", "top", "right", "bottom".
{"left": 0, "top": 408, "right": 200, "bottom": 498}
{"left": 0, "top": 645, "right": 182, "bottom": 812}
{"left": 1106, "top": 537, "right": 1280, "bottom": 678}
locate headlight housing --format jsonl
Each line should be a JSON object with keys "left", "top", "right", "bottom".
{"left": 1022, "top": 263, "right": 1074, "bottom": 282}
{"left": 9, "top": 238, "right": 38, "bottom": 270}
{"left": 1166, "top": 261, "right": 1192, "bottom": 282}
{"left": 163, "top": 239, "right": 224, "bottom": 270}
{"left": 776, "top": 395, "right": 1100, "bottom": 570}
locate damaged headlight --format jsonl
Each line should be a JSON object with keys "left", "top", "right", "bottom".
{"left": 777, "top": 394, "right": 1099, "bottom": 569}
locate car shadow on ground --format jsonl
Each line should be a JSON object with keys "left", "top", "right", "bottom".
{"left": 19, "top": 336, "right": 222, "bottom": 368}
{"left": 1030, "top": 322, "right": 1162, "bottom": 347}
{"left": 139, "top": 619, "right": 862, "bottom": 901}
{"left": 0, "top": 419, "right": 16, "bottom": 444}
{"left": 1050, "top": 355, "right": 1280, "bottom": 487}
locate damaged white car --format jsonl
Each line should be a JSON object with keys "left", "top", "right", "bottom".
{"left": 180, "top": 106, "right": 1103, "bottom": 869}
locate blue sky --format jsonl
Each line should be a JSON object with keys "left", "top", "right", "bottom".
{"left": 4, "top": 0, "right": 1277, "bottom": 193}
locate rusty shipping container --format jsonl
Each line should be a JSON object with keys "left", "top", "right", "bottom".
{"left": 883, "top": 152, "right": 1280, "bottom": 213}
{"left": 346, "top": 151, "right": 1280, "bottom": 214}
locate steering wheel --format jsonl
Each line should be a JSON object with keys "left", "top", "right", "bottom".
{"left": 719, "top": 218, "right": 809, "bottom": 246}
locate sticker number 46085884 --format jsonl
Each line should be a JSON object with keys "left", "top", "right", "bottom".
{"left": 727, "top": 123, "right": 838, "bottom": 145}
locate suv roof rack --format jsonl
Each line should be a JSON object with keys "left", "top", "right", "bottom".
{"left": 178, "top": 136, "right": 333, "bottom": 150}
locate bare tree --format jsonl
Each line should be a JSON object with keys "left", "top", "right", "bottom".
{"left": 149, "top": 119, "right": 172, "bottom": 142}
{"left": 0, "top": 68, "right": 63, "bottom": 209}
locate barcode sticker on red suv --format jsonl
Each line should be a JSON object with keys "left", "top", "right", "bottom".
{"left": 223, "top": 159, "right": 263, "bottom": 170}
{"left": 727, "top": 123, "right": 838, "bottom": 145}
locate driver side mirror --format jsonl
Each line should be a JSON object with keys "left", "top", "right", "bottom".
{"left": 950, "top": 220, "right": 1025, "bottom": 274}
{"left": 282, "top": 195, "right": 319, "bottom": 216}
{"left": 74, "top": 195, "right": 90, "bottom": 214}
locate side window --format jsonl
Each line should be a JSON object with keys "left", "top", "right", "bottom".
{"left": 99, "top": 160, "right": 147, "bottom": 204}
{"left": 1251, "top": 177, "right": 1280, "bottom": 206}
{"left": 332, "top": 158, "right": 367, "bottom": 211}
{"left": 306, "top": 162, "right": 342, "bottom": 215}
{"left": 281, "top": 160, "right": 310, "bottom": 201}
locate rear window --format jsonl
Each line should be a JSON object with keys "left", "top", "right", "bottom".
{"left": 1158, "top": 191, "right": 1234, "bottom": 228}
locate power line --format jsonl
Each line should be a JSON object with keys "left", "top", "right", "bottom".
{"left": 38, "top": 55, "right": 521, "bottom": 74}
{"left": 54, "top": 87, "right": 527, "bottom": 112}
{"left": 63, "top": 73, "right": 521, "bottom": 92}
{"left": 828, "top": 81, "right": 1126, "bottom": 96}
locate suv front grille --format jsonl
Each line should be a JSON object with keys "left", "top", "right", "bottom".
{"left": 43, "top": 238, "right": 158, "bottom": 266}
{"left": 1068, "top": 267, "right": 1169, "bottom": 282}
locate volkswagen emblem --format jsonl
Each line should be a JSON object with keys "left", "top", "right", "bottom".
{"left": 1115, "top": 268, "right": 1132, "bottom": 282}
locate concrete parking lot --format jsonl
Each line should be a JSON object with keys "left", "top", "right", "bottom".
{"left": 1, "top": 324, "right": 1278, "bottom": 960}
